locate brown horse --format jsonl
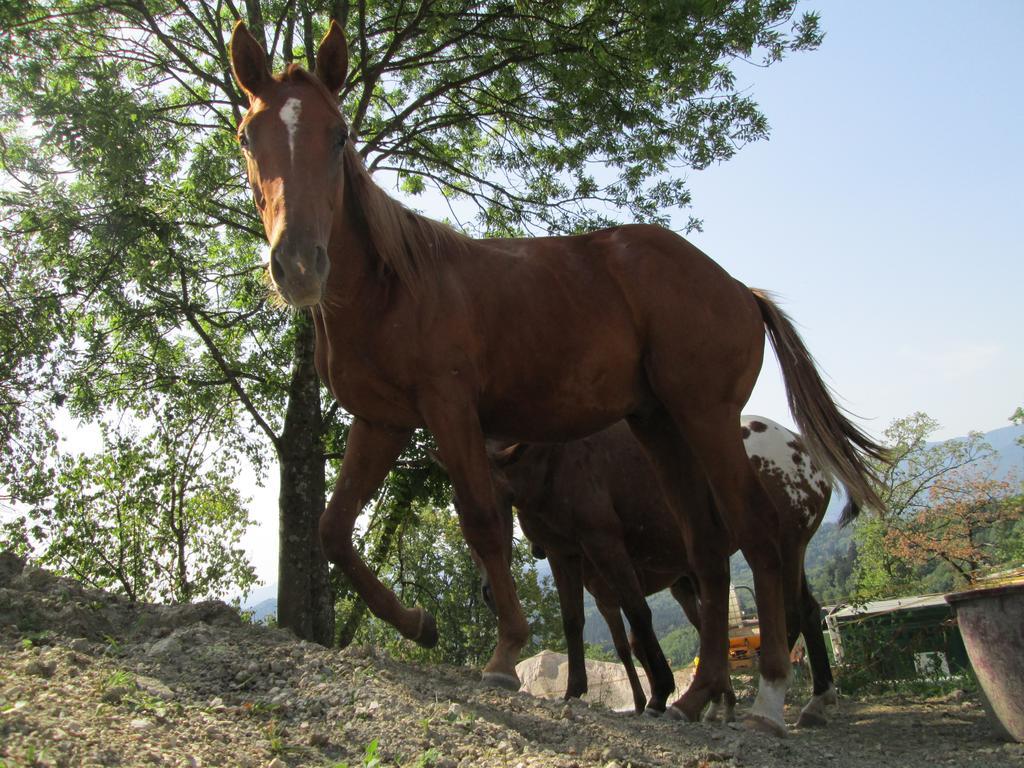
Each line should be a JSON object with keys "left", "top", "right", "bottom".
{"left": 229, "top": 21, "right": 884, "bottom": 735}
{"left": 477, "top": 416, "right": 841, "bottom": 726}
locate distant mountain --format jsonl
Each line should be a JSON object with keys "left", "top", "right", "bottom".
{"left": 247, "top": 598, "right": 278, "bottom": 622}
{"left": 241, "top": 583, "right": 277, "bottom": 622}
{"left": 982, "top": 423, "right": 1024, "bottom": 478}
{"left": 821, "top": 422, "right": 1024, "bottom": 522}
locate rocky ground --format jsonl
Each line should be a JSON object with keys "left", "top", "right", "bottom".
{"left": 2, "top": 552, "right": 1022, "bottom": 768}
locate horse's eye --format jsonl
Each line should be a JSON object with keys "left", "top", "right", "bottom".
{"left": 239, "top": 131, "right": 250, "bottom": 150}
{"left": 336, "top": 127, "right": 348, "bottom": 148}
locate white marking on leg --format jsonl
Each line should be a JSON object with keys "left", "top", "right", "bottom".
{"left": 750, "top": 673, "right": 789, "bottom": 728}
{"left": 279, "top": 97, "right": 302, "bottom": 164}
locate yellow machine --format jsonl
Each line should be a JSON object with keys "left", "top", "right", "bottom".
{"left": 727, "top": 585, "right": 761, "bottom": 670}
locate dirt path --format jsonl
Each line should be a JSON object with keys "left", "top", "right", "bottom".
{"left": 2, "top": 553, "right": 1022, "bottom": 768}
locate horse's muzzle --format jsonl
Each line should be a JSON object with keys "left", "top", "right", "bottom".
{"left": 269, "top": 242, "right": 330, "bottom": 307}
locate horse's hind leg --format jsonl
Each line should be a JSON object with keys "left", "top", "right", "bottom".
{"left": 796, "top": 574, "right": 838, "bottom": 727}
{"left": 637, "top": 405, "right": 791, "bottom": 736}
{"left": 627, "top": 412, "right": 733, "bottom": 723}
{"left": 597, "top": 600, "right": 648, "bottom": 714}
{"left": 319, "top": 418, "right": 433, "bottom": 644}
{"left": 689, "top": 419, "right": 790, "bottom": 735}
{"left": 669, "top": 578, "right": 736, "bottom": 723}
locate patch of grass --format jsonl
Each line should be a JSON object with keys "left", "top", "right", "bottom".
{"left": 19, "top": 630, "right": 54, "bottom": 649}
{"left": 264, "top": 719, "right": 304, "bottom": 759}
{"left": 330, "top": 738, "right": 385, "bottom": 768}
{"left": 102, "top": 669, "right": 135, "bottom": 690}
{"left": 411, "top": 747, "right": 440, "bottom": 767}
{"left": 241, "top": 700, "right": 281, "bottom": 718}
{"left": 102, "top": 634, "right": 122, "bottom": 655}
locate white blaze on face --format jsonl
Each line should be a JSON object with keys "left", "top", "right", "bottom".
{"left": 279, "top": 97, "right": 303, "bottom": 164}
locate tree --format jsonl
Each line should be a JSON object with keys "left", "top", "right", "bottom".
{"left": 1, "top": 0, "right": 822, "bottom": 642}
{"left": 882, "top": 467, "right": 1021, "bottom": 585}
{"left": 2, "top": 411, "right": 256, "bottom": 602}
{"left": 856, "top": 412, "right": 1023, "bottom": 597}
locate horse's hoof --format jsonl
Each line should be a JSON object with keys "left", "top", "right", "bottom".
{"left": 411, "top": 606, "right": 438, "bottom": 648}
{"left": 742, "top": 714, "right": 789, "bottom": 738}
{"left": 481, "top": 671, "right": 520, "bottom": 691}
{"left": 666, "top": 705, "right": 691, "bottom": 722}
{"left": 796, "top": 710, "right": 828, "bottom": 728}
{"left": 643, "top": 706, "right": 662, "bottom": 718}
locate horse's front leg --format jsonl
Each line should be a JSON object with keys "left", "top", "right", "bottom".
{"left": 421, "top": 397, "right": 529, "bottom": 688}
{"left": 547, "top": 553, "right": 588, "bottom": 700}
{"left": 318, "top": 418, "right": 435, "bottom": 645}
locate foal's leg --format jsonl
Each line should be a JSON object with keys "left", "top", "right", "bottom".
{"left": 578, "top": 534, "right": 675, "bottom": 713}
{"left": 796, "top": 574, "right": 838, "bottom": 727}
{"left": 318, "top": 418, "right": 434, "bottom": 644}
{"left": 597, "top": 601, "right": 648, "bottom": 714}
{"left": 421, "top": 399, "right": 529, "bottom": 688}
{"left": 669, "top": 577, "right": 701, "bottom": 631}
{"left": 547, "top": 553, "right": 588, "bottom": 700}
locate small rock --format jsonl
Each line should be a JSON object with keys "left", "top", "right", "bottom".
{"left": 307, "top": 730, "right": 329, "bottom": 747}
{"left": 130, "top": 718, "right": 154, "bottom": 730}
{"left": 101, "top": 686, "right": 132, "bottom": 704}
{"left": 147, "top": 634, "right": 184, "bottom": 657}
{"left": 136, "top": 675, "right": 174, "bottom": 700}
{"left": 25, "top": 659, "right": 57, "bottom": 678}
{"left": 69, "top": 638, "right": 92, "bottom": 653}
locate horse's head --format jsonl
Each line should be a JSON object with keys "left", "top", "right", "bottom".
{"left": 230, "top": 21, "right": 349, "bottom": 307}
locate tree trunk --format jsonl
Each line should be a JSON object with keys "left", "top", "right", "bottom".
{"left": 277, "top": 312, "right": 334, "bottom": 645}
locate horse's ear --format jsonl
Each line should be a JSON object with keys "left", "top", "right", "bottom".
{"left": 485, "top": 440, "right": 527, "bottom": 466}
{"left": 315, "top": 20, "right": 348, "bottom": 96}
{"left": 230, "top": 21, "right": 271, "bottom": 99}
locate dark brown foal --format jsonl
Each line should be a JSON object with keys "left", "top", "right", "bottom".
{"left": 479, "top": 416, "right": 842, "bottom": 725}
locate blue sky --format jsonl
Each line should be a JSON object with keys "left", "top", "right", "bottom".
{"left": 237, "top": 0, "right": 1023, "bottom": 586}
{"left": 679, "top": 0, "right": 1023, "bottom": 442}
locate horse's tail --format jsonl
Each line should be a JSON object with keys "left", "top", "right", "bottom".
{"left": 838, "top": 496, "right": 861, "bottom": 527}
{"left": 752, "top": 288, "right": 888, "bottom": 524}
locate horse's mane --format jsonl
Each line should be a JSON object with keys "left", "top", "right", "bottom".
{"left": 279, "top": 66, "right": 471, "bottom": 295}
{"left": 341, "top": 141, "right": 471, "bottom": 293}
